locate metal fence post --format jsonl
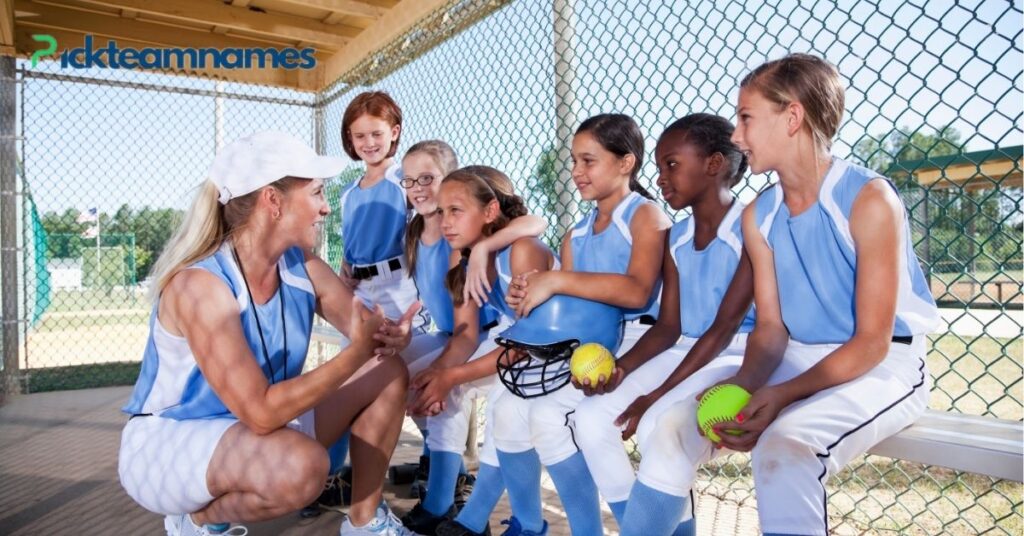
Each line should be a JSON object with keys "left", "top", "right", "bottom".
{"left": 553, "top": 0, "right": 579, "bottom": 236}
{"left": 1, "top": 56, "right": 20, "bottom": 399}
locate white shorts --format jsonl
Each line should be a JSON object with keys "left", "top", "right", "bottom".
{"left": 354, "top": 268, "right": 429, "bottom": 332}
{"left": 118, "top": 410, "right": 316, "bottom": 515}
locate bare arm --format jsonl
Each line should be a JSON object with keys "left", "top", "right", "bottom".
{"left": 306, "top": 251, "right": 354, "bottom": 337}
{"left": 166, "top": 269, "right": 382, "bottom": 435}
{"left": 465, "top": 214, "right": 549, "bottom": 306}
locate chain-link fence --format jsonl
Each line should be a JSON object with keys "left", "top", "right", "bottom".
{"left": 4, "top": 0, "right": 1022, "bottom": 533}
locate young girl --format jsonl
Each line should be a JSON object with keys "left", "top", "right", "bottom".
{"left": 410, "top": 167, "right": 558, "bottom": 536}
{"left": 620, "top": 53, "right": 939, "bottom": 536}
{"left": 500, "top": 113, "right": 671, "bottom": 535}
{"left": 338, "top": 91, "right": 427, "bottom": 331}
{"left": 572, "top": 113, "right": 756, "bottom": 535}
{"left": 398, "top": 147, "right": 546, "bottom": 533}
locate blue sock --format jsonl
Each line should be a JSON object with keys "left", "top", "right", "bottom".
{"left": 455, "top": 463, "right": 505, "bottom": 533}
{"left": 496, "top": 449, "right": 544, "bottom": 533}
{"left": 672, "top": 518, "right": 696, "bottom": 536}
{"left": 423, "top": 451, "right": 462, "bottom": 516}
{"left": 421, "top": 429, "right": 431, "bottom": 458}
{"left": 205, "top": 522, "right": 229, "bottom": 533}
{"left": 620, "top": 481, "right": 687, "bottom": 536}
{"left": 327, "top": 431, "right": 350, "bottom": 474}
{"left": 609, "top": 500, "right": 627, "bottom": 525}
{"left": 546, "top": 452, "right": 601, "bottom": 536}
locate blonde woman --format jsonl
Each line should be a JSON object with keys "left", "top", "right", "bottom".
{"left": 119, "top": 131, "right": 420, "bottom": 536}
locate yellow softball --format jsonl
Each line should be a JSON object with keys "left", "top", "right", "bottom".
{"left": 570, "top": 343, "right": 615, "bottom": 385}
{"left": 697, "top": 384, "right": 751, "bottom": 443}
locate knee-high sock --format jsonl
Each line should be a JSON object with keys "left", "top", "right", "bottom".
{"left": 609, "top": 500, "right": 627, "bottom": 525}
{"left": 424, "top": 451, "right": 462, "bottom": 515}
{"left": 454, "top": 463, "right": 505, "bottom": 533}
{"left": 672, "top": 518, "right": 696, "bottom": 536}
{"left": 620, "top": 481, "right": 687, "bottom": 536}
{"left": 421, "top": 428, "right": 431, "bottom": 458}
{"left": 496, "top": 449, "right": 543, "bottom": 533}
{"left": 327, "top": 431, "right": 350, "bottom": 474}
{"left": 546, "top": 452, "right": 601, "bottom": 536}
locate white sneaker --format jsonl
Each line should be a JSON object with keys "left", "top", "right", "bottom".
{"left": 339, "top": 502, "right": 421, "bottom": 536}
{"left": 164, "top": 514, "right": 248, "bottom": 536}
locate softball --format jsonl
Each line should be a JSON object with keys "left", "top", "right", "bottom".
{"left": 570, "top": 343, "right": 615, "bottom": 385}
{"left": 697, "top": 384, "right": 751, "bottom": 443}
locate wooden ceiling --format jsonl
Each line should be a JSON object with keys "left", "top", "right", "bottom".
{"left": 1, "top": 0, "right": 457, "bottom": 91}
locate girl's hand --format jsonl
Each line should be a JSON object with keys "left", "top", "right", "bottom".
{"left": 571, "top": 366, "right": 626, "bottom": 396}
{"left": 409, "top": 366, "right": 454, "bottom": 416}
{"left": 339, "top": 263, "right": 359, "bottom": 290}
{"left": 508, "top": 270, "right": 556, "bottom": 317}
{"left": 373, "top": 302, "right": 422, "bottom": 357}
{"left": 464, "top": 242, "right": 493, "bottom": 307}
{"left": 711, "top": 385, "right": 789, "bottom": 452}
{"left": 615, "top": 394, "right": 655, "bottom": 440}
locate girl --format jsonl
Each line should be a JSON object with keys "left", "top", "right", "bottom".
{"left": 119, "top": 131, "right": 418, "bottom": 536}
{"left": 411, "top": 167, "right": 558, "bottom": 536}
{"left": 399, "top": 146, "right": 547, "bottom": 533}
{"left": 338, "top": 91, "right": 427, "bottom": 331}
{"left": 501, "top": 113, "right": 671, "bottom": 535}
{"left": 574, "top": 113, "right": 756, "bottom": 535}
{"left": 621, "top": 54, "right": 939, "bottom": 536}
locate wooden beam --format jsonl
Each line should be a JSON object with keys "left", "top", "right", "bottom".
{"left": 914, "top": 159, "right": 1023, "bottom": 189}
{"left": 1, "top": 0, "right": 14, "bottom": 56}
{"left": 16, "top": 0, "right": 297, "bottom": 51}
{"left": 71, "top": 0, "right": 358, "bottom": 49}
{"left": 319, "top": 0, "right": 448, "bottom": 88}
{"left": 269, "top": 0, "right": 385, "bottom": 20}
{"left": 13, "top": 26, "right": 315, "bottom": 90}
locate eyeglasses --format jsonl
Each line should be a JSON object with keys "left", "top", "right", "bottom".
{"left": 400, "top": 175, "right": 435, "bottom": 188}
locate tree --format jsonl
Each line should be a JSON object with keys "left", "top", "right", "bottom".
{"left": 524, "top": 144, "right": 581, "bottom": 247}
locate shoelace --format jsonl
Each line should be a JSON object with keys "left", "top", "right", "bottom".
{"left": 218, "top": 527, "right": 248, "bottom": 536}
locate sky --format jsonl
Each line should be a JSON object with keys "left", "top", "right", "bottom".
{"left": 14, "top": 0, "right": 1022, "bottom": 219}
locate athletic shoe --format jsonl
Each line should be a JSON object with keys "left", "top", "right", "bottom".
{"left": 499, "top": 517, "right": 547, "bottom": 536}
{"left": 164, "top": 514, "right": 248, "bottom": 536}
{"left": 399, "top": 502, "right": 456, "bottom": 534}
{"left": 339, "top": 502, "right": 421, "bottom": 536}
{"left": 453, "top": 473, "right": 476, "bottom": 510}
{"left": 301, "top": 468, "right": 352, "bottom": 517}
{"left": 435, "top": 519, "right": 492, "bottom": 536}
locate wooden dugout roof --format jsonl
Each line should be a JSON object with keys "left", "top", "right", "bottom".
{"left": 1, "top": 0, "right": 498, "bottom": 92}
{"left": 888, "top": 145, "right": 1023, "bottom": 191}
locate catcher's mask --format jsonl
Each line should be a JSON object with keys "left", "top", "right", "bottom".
{"left": 495, "top": 295, "right": 623, "bottom": 398}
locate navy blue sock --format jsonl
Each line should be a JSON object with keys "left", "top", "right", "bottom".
{"left": 327, "top": 431, "right": 350, "bottom": 474}
{"left": 546, "top": 452, "right": 601, "bottom": 535}
{"left": 423, "top": 451, "right": 462, "bottom": 516}
{"left": 620, "top": 481, "right": 687, "bottom": 536}
{"left": 609, "top": 500, "right": 627, "bottom": 525}
{"left": 496, "top": 449, "right": 544, "bottom": 533}
{"left": 454, "top": 462, "right": 504, "bottom": 533}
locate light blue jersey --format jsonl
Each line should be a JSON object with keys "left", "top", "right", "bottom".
{"left": 754, "top": 157, "right": 940, "bottom": 344}
{"left": 415, "top": 237, "right": 499, "bottom": 334}
{"left": 123, "top": 243, "right": 315, "bottom": 420}
{"left": 669, "top": 200, "right": 756, "bottom": 338}
{"left": 569, "top": 191, "right": 661, "bottom": 320}
{"left": 484, "top": 241, "right": 560, "bottom": 322}
{"left": 340, "top": 163, "right": 407, "bottom": 266}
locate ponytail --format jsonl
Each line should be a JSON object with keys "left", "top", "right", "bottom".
{"left": 628, "top": 177, "right": 656, "bottom": 201}
{"left": 404, "top": 213, "right": 426, "bottom": 276}
{"left": 446, "top": 247, "right": 472, "bottom": 307}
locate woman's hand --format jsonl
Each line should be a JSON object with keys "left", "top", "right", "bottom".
{"left": 615, "top": 393, "right": 655, "bottom": 440}
{"left": 347, "top": 301, "right": 385, "bottom": 359}
{"left": 372, "top": 302, "right": 422, "bottom": 358}
{"left": 409, "top": 366, "right": 454, "bottom": 416}
{"left": 507, "top": 270, "right": 557, "bottom": 317}
{"left": 571, "top": 366, "right": 626, "bottom": 396}
{"left": 710, "top": 385, "right": 789, "bottom": 452}
{"left": 464, "top": 242, "right": 493, "bottom": 307}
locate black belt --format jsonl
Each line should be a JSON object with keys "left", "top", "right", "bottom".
{"left": 352, "top": 258, "right": 402, "bottom": 280}
{"left": 129, "top": 413, "right": 152, "bottom": 421}
{"left": 892, "top": 335, "right": 913, "bottom": 345}
{"left": 638, "top": 314, "right": 656, "bottom": 326}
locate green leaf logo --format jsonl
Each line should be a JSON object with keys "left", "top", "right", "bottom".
{"left": 31, "top": 34, "right": 57, "bottom": 68}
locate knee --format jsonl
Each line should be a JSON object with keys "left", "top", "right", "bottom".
{"left": 379, "top": 355, "right": 410, "bottom": 395}
{"left": 751, "top": 420, "right": 814, "bottom": 476}
{"left": 279, "top": 439, "right": 329, "bottom": 509}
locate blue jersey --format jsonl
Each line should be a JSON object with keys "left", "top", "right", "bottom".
{"left": 340, "top": 163, "right": 407, "bottom": 266}
{"left": 415, "top": 237, "right": 499, "bottom": 334}
{"left": 569, "top": 191, "right": 661, "bottom": 320}
{"left": 484, "top": 241, "right": 560, "bottom": 322}
{"left": 123, "top": 243, "right": 315, "bottom": 420}
{"left": 754, "top": 157, "right": 940, "bottom": 344}
{"left": 669, "top": 200, "right": 756, "bottom": 338}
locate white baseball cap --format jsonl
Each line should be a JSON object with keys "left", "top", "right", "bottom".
{"left": 208, "top": 130, "right": 347, "bottom": 204}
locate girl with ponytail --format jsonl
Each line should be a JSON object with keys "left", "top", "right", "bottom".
{"left": 397, "top": 146, "right": 546, "bottom": 533}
